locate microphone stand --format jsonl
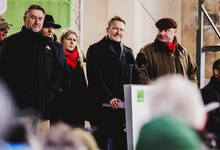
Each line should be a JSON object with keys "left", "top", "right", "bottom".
{"left": 129, "top": 64, "right": 133, "bottom": 84}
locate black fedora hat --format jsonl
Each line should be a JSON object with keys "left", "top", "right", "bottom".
{"left": 43, "top": 14, "right": 61, "bottom": 29}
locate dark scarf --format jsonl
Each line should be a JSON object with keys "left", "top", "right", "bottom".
{"left": 167, "top": 36, "right": 177, "bottom": 54}
{"left": 107, "top": 35, "right": 121, "bottom": 57}
{"left": 64, "top": 49, "right": 78, "bottom": 69}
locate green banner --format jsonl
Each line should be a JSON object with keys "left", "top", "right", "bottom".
{"left": 2, "top": 0, "right": 75, "bottom": 36}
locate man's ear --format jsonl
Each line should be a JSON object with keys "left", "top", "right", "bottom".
{"left": 214, "top": 69, "right": 218, "bottom": 75}
{"left": 174, "top": 29, "right": 177, "bottom": 35}
{"left": 23, "top": 16, "right": 26, "bottom": 25}
{"left": 106, "top": 27, "right": 109, "bottom": 34}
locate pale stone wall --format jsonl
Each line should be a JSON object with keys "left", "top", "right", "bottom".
{"left": 83, "top": 0, "right": 220, "bottom": 85}
{"left": 83, "top": 0, "right": 181, "bottom": 57}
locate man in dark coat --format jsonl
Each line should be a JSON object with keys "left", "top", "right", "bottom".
{"left": 40, "top": 14, "right": 72, "bottom": 123}
{"left": 86, "top": 15, "right": 142, "bottom": 150}
{"left": 201, "top": 58, "right": 220, "bottom": 141}
{"left": 0, "top": 5, "right": 63, "bottom": 136}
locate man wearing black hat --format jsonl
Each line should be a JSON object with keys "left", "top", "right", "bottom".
{"left": 138, "top": 18, "right": 198, "bottom": 84}
{"left": 40, "top": 14, "right": 71, "bottom": 122}
{"left": 40, "top": 14, "right": 61, "bottom": 37}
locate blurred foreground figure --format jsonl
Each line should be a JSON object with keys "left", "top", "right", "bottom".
{"left": 41, "top": 122, "right": 89, "bottom": 150}
{"left": 3, "top": 122, "right": 41, "bottom": 150}
{"left": 136, "top": 116, "right": 207, "bottom": 150}
{"left": 0, "top": 79, "right": 14, "bottom": 150}
{"left": 136, "top": 75, "right": 208, "bottom": 150}
{"left": 72, "top": 128, "right": 98, "bottom": 150}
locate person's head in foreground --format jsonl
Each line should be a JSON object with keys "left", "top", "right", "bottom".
{"left": 136, "top": 75, "right": 208, "bottom": 150}
{"left": 41, "top": 122, "right": 88, "bottom": 150}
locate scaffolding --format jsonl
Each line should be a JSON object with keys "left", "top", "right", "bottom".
{"left": 74, "top": 0, "right": 83, "bottom": 51}
{"left": 197, "top": 0, "right": 220, "bottom": 89}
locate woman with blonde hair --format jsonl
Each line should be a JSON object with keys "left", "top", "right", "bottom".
{"left": 57, "top": 28, "right": 87, "bottom": 127}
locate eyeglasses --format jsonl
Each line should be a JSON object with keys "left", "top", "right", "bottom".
{"left": 0, "top": 26, "right": 10, "bottom": 31}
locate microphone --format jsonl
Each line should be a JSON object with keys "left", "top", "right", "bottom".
{"left": 136, "top": 52, "right": 148, "bottom": 67}
{"left": 126, "top": 51, "right": 135, "bottom": 84}
{"left": 126, "top": 51, "right": 135, "bottom": 66}
{"left": 136, "top": 52, "right": 151, "bottom": 84}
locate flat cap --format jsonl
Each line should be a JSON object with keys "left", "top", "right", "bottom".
{"left": 155, "top": 18, "right": 177, "bottom": 29}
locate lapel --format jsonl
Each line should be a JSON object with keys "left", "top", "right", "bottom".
{"left": 103, "top": 36, "right": 125, "bottom": 66}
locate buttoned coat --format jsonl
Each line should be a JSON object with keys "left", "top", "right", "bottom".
{"left": 86, "top": 36, "right": 142, "bottom": 122}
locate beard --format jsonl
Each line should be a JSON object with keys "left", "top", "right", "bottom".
{"left": 26, "top": 24, "right": 42, "bottom": 33}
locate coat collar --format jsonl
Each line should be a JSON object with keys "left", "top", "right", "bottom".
{"left": 21, "top": 25, "right": 51, "bottom": 43}
{"left": 105, "top": 35, "right": 125, "bottom": 60}
{"left": 210, "top": 75, "right": 220, "bottom": 90}
{"left": 154, "top": 36, "right": 184, "bottom": 58}
{"left": 98, "top": 36, "right": 130, "bottom": 66}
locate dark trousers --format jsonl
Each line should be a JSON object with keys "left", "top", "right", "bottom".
{"left": 91, "top": 121, "right": 127, "bottom": 150}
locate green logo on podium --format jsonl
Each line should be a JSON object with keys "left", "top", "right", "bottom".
{"left": 137, "top": 90, "right": 144, "bottom": 102}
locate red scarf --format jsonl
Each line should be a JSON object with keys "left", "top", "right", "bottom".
{"left": 64, "top": 49, "right": 78, "bottom": 69}
{"left": 167, "top": 37, "right": 177, "bottom": 54}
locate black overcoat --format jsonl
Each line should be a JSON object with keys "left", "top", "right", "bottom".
{"left": 201, "top": 75, "right": 220, "bottom": 135}
{"left": 0, "top": 26, "right": 63, "bottom": 119}
{"left": 86, "top": 36, "right": 142, "bottom": 123}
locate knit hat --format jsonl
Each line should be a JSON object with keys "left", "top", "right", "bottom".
{"left": 43, "top": 14, "right": 61, "bottom": 29}
{"left": 155, "top": 18, "right": 177, "bottom": 29}
{"left": 0, "top": 16, "right": 12, "bottom": 29}
{"left": 136, "top": 116, "right": 207, "bottom": 150}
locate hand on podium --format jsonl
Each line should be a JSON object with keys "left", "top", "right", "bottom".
{"left": 109, "top": 98, "right": 122, "bottom": 109}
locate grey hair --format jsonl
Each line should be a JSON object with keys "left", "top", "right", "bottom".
{"left": 149, "top": 74, "right": 206, "bottom": 130}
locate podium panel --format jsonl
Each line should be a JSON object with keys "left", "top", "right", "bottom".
{"left": 124, "top": 84, "right": 153, "bottom": 150}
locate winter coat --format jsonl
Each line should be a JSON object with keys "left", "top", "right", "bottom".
{"left": 201, "top": 75, "right": 220, "bottom": 135}
{"left": 0, "top": 40, "right": 5, "bottom": 60}
{"left": 65, "top": 58, "right": 87, "bottom": 125}
{"left": 52, "top": 51, "right": 87, "bottom": 125}
{"left": 86, "top": 36, "right": 142, "bottom": 123}
{"left": 139, "top": 38, "right": 198, "bottom": 84}
{"left": 0, "top": 26, "right": 63, "bottom": 119}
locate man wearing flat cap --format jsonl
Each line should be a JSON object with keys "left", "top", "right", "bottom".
{"left": 40, "top": 14, "right": 71, "bottom": 123}
{"left": 0, "top": 16, "right": 12, "bottom": 59}
{"left": 138, "top": 17, "right": 198, "bottom": 84}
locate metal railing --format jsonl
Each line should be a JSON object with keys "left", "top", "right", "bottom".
{"left": 196, "top": 0, "right": 220, "bottom": 88}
